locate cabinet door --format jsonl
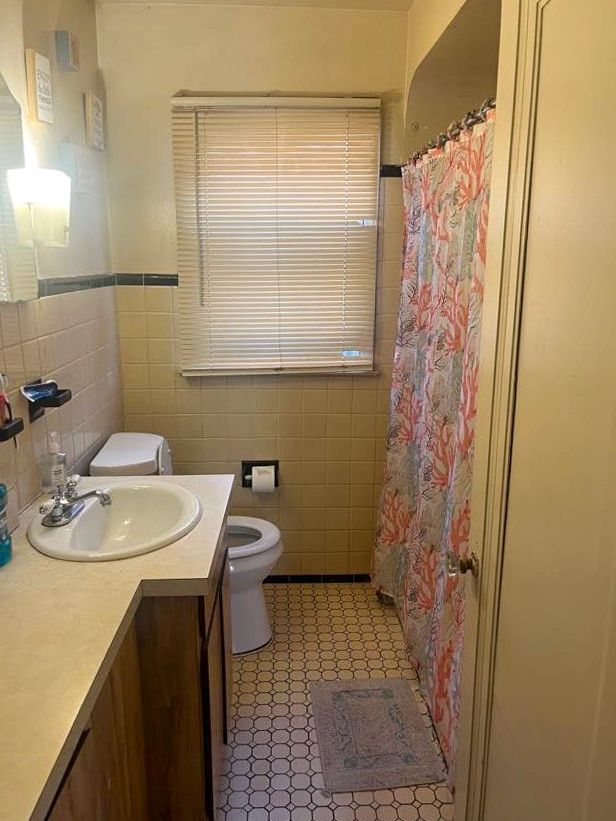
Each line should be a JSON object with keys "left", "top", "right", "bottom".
{"left": 205, "top": 594, "right": 225, "bottom": 820}
{"left": 221, "top": 557, "right": 233, "bottom": 738}
{"left": 136, "top": 596, "right": 206, "bottom": 821}
{"left": 46, "top": 727, "right": 104, "bottom": 821}
{"left": 48, "top": 624, "right": 147, "bottom": 820}
{"left": 202, "top": 557, "right": 232, "bottom": 820}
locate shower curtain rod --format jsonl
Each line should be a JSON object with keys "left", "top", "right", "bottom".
{"left": 380, "top": 98, "right": 496, "bottom": 177}
{"left": 406, "top": 97, "right": 496, "bottom": 165}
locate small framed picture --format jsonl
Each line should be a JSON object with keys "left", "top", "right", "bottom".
{"left": 25, "top": 49, "right": 53, "bottom": 123}
{"left": 55, "top": 31, "right": 80, "bottom": 72}
{"left": 84, "top": 91, "right": 105, "bottom": 151}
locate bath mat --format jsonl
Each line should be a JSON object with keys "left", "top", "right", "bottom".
{"left": 310, "top": 678, "right": 444, "bottom": 792}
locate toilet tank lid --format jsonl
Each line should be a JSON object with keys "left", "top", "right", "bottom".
{"left": 90, "top": 432, "right": 164, "bottom": 476}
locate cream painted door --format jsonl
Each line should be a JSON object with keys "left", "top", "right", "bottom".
{"left": 482, "top": 0, "right": 616, "bottom": 819}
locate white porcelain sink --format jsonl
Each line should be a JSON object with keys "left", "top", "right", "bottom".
{"left": 27, "top": 481, "right": 202, "bottom": 561}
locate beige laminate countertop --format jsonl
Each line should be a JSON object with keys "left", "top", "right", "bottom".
{"left": 0, "top": 474, "right": 234, "bottom": 821}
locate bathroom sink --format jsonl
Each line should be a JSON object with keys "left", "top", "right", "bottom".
{"left": 27, "top": 481, "right": 202, "bottom": 561}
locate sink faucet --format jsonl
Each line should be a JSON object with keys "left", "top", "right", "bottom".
{"left": 39, "top": 475, "right": 112, "bottom": 528}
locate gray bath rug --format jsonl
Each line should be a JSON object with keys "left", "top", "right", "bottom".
{"left": 310, "top": 678, "right": 445, "bottom": 793}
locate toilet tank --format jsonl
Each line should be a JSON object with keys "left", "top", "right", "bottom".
{"left": 90, "top": 433, "right": 173, "bottom": 477}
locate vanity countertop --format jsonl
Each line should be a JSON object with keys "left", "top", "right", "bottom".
{"left": 0, "top": 474, "right": 234, "bottom": 821}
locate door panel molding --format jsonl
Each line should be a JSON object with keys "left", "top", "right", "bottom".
{"left": 457, "top": 1, "right": 556, "bottom": 818}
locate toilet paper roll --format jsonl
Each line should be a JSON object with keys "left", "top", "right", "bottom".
{"left": 251, "top": 465, "right": 276, "bottom": 493}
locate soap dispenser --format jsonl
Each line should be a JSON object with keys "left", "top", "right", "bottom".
{"left": 40, "top": 431, "right": 67, "bottom": 492}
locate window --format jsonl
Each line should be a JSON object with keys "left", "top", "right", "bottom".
{"left": 171, "top": 97, "right": 381, "bottom": 375}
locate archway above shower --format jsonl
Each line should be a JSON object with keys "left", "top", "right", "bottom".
{"left": 404, "top": 0, "right": 501, "bottom": 156}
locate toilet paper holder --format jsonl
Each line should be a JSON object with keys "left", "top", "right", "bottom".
{"left": 241, "top": 460, "right": 279, "bottom": 489}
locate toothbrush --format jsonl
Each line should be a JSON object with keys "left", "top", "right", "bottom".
{"left": 0, "top": 373, "right": 11, "bottom": 426}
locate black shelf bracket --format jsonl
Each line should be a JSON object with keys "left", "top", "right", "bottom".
{"left": 0, "top": 417, "right": 24, "bottom": 443}
{"left": 22, "top": 379, "right": 72, "bottom": 423}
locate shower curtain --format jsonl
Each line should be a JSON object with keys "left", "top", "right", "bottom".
{"left": 372, "top": 111, "right": 495, "bottom": 777}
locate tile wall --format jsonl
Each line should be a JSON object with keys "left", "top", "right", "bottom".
{"left": 0, "top": 287, "right": 123, "bottom": 513}
{"left": 117, "top": 178, "right": 404, "bottom": 575}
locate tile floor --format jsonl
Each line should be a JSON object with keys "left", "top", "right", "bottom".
{"left": 217, "top": 582, "right": 454, "bottom": 821}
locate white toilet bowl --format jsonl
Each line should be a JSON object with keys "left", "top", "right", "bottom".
{"left": 226, "top": 516, "right": 283, "bottom": 655}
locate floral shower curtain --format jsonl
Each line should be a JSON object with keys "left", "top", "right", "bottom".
{"left": 372, "top": 110, "right": 495, "bottom": 777}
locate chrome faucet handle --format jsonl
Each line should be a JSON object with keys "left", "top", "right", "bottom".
{"left": 39, "top": 480, "right": 111, "bottom": 528}
{"left": 39, "top": 491, "right": 66, "bottom": 523}
{"left": 39, "top": 497, "right": 59, "bottom": 516}
{"left": 65, "top": 474, "right": 81, "bottom": 499}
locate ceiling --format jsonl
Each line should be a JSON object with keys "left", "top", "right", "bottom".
{"left": 96, "top": 0, "right": 413, "bottom": 9}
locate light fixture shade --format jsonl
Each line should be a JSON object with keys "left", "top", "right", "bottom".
{"left": 7, "top": 168, "right": 71, "bottom": 247}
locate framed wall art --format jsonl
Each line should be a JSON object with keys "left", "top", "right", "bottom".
{"left": 25, "top": 49, "right": 53, "bottom": 123}
{"left": 84, "top": 91, "right": 104, "bottom": 151}
{"left": 55, "top": 31, "right": 80, "bottom": 72}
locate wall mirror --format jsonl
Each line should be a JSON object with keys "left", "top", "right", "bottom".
{"left": 0, "top": 71, "right": 37, "bottom": 302}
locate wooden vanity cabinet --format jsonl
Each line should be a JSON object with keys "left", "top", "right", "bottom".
{"left": 46, "top": 623, "right": 148, "bottom": 820}
{"left": 47, "top": 557, "right": 232, "bottom": 821}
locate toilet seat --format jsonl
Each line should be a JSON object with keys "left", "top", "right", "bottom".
{"left": 226, "top": 516, "right": 281, "bottom": 559}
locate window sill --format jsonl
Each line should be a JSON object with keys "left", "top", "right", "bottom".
{"left": 181, "top": 368, "right": 379, "bottom": 378}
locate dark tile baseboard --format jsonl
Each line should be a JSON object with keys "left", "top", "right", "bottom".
{"left": 265, "top": 573, "right": 371, "bottom": 585}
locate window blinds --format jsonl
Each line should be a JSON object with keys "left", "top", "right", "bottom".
{"left": 171, "top": 98, "right": 381, "bottom": 375}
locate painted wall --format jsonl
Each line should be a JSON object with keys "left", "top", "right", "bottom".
{"left": 0, "top": 0, "right": 28, "bottom": 109}
{"left": 97, "top": 3, "right": 406, "bottom": 575}
{"left": 96, "top": 2, "right": 407, "bottom": 272}
{"left": 406, "top": 0, "right": 500, "bottom": 152}
{"left": 0, "top": 0, "right": 121, "bottom": 513}
{"left": 404, "top": 0, "right": 466, "bottom": 121}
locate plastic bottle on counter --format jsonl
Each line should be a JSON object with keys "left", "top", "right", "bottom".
{"left": 40, "top": 431, "right": 67, "bottom": 492}
{"left": 0, "top": 484, "right": 12, "bottom": 567}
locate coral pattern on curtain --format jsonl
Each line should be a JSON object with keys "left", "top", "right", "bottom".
{"left": 372, "top": 112, "right": 495, "bottom": 778}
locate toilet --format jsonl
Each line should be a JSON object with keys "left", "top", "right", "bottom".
{"left": 90, "top": 432, "right": 282, "bottom": 655}
{"left": 90, "top": 432, "right": 173, "bottom": 477}
{"left": 226, "top": 516, "right": 283, "bottom": 655}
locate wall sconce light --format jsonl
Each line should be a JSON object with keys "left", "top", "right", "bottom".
{"left": 7, "top": 168, "right": 71, "bottom": 248}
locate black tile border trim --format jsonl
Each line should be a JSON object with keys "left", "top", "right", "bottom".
{"left": 265, "top": 573, "right": 371, "bottom": 585}
{"left": 144, "top": 273, "right": 178, "bottom": 286}
{"left": 38, "top": 272, "right": 179, "bottom": 297}
{"left": 38, "top": 274, "right": 116, "bottom": 297}
{"left": 380, "top": 164, "right": 403, "bottom": 178}
{"left": 115, "top": 273, "right": 142, "bottom": 286}
{"left": 116, "top": 273, "right": 179, "bottom": 287}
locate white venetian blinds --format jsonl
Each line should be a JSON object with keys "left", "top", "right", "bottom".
{"left": 171, "top": 98, "right": 381, "bottom": 375}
